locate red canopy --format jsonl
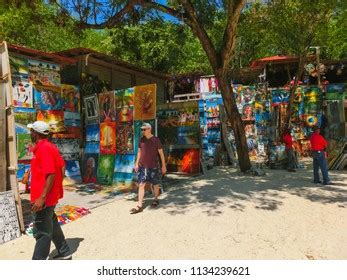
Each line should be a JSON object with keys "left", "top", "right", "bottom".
{"left": 251, "top": 55, "right": 298, "bottom": 69}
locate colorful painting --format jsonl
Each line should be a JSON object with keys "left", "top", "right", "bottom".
{"left": 134, "top": 84, "right": 156, "bottom": 120}
{"left": 84, "top": 94, "right": 99, "bottom": 123}
{"left": 85, "top": 142, "right": 100, "bottom": 154}
{"left": 37, "top": 110, "right": 65, "bottom": 133}
{"left": 64, "top": 111, "right": 81, "bottom": 127}
{"left": 16, "top": 134, "right": 34, "bottom": 160}
{"left": 117, "top": 106, "right": 133, "bottom": 122}
{"left": 134, "top": 119, "right": 156, "bottom": 155}
{"left": 116, "top": 123, "right": 134, "bottom": 154}
{"left": 64, "top": 160, "right": 82, "bottom": 185}
{"left": 52, "top": 127, "right": 82, "bottom": 140}
{"left": 33, "top": 85, "right": 64, "bottom": 110}
{"left": 12, "top": 81, "right": 33, "bottom": 108}
{"left": 157, "top": 109, "right": 180, "bottom": 127}
{"left": 17, "top": 163, "right": 30, "bottom": 182}
{"left": 86, "top": 124, "right": 100, "bottom": 142}
{"left": 10, "top": 56, "right": 29, "bottom": 82}
{"left": 28, "top": 59, "right": 61, "bottom": 87}
{"left": 115, "top": 88, "right": 134, "bottom": 107}
{"left": 242, "top": 104, "right": 254, "bottom": 121}
{"left": 51, "top": 138, "right": 80, "bottom": 160}
{"left": 271, "top": 89, "right": 289, "bottom": 106}
{"left": 14, "top": 108, "right": 37, "bottom": 134}
{"left": 166, "top": 148, "right": 200, "bottom": 174}
{"left": 61, "top": 84, "right": 80, "bottom": 112}
{"left": 205, "top": 98, "right": 223, "bottom": 118}
{"left": 177, "top": 126, "right": 200, "bottom": 145}
{"left": 112, "top": 172, "right": 134, "bottom": 191}
{"left": 114, "top": 154, "right": 135, "bottom": 174}
{"left": 97, "top": 154, "right": 115, "bottom": 185}
{"left": 81, "top": 153, "right": 99, "bottom": 183}
{"left": 99, "top": 91, "right": 116, "bottom": 122}
{"left": 100, "top": 122, "right": 116, "bottom": 154}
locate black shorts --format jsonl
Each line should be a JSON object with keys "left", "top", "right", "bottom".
{"left": 138, "top": 167, "right": 161, "bottom": 185}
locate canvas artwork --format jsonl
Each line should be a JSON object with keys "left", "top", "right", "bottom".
{"left": 64, "top": 111, "right": 81, "bottom": 127}
{"left": 85, "top": 142, "right": 100, "bottom": 154}
{"left": 61, "top": 84, "right": 80, "bottom": 112}
{"left": 112, "top": 172, "right": 134, "bottom": 191}
{"left": 177, "top": 126, "right": 200, "bottom": 145}
{"left": 239, "top": 86, "right": 256, "bottom": 105}
{"left": 37, "top": 110, "right": 65, "bottom": 133}
{"left": 116, "top": 123, "right": 134, "bottom": 154}
{"left": 134, "top": 119, "right": 156, "bottom": 155}
{"left": 81, "top": 153, "right": 99, "bottom": 183}
{"left": 12, "top": 81, "right": 33, "bottom": 108}
{"left": 33, "top": 85, "right": 64, "bottom": 110}
{"left": 51, "top": 138, "right": 79, "bottom": 160}
{"left": 84, "top": 94, "right": 99, "bottom": 123}
{"left": 86, "top": 124, "right": 100, "bottom": 142}
{"left": 114, "top": 154, "right": 135, "bottom": 174}
{"left": 28, "top": 59, "right": 61, "bottom": 87}
{"left": 178, "top": 108, "right": 199, "bottom": 126}
{"left": 0, "top": 191, "right": 21, "bottom": 244}
{"left": 97, "top": 154, "right": 115, "bottom": 185}
{"left": 117, "top": 106, "right": 133, "bottom": 123}
{"left": 166, "top": 148, "right": 200, "bottom": 174}
{"left": 100, "top": 122, "right": 116, "bottom": 154}
{"left": 64, "top": 160, "right": 82, "bottom": 185}
{"left": 325, "top": 83, "right": 346, "bottom": 100}
{"left": 14, "top": 108, "right": 37, "bottom": 134}
{"left": 205, "top": 98, "right": 223, "bottom": 118}
{"left": 99, "top": 91, "right": 116, "bottom": 122}
{"left": 10, "top": 56, "right": 29, "bottom": 82}
{"left": 115, "top": 88, "right": 134, "bottom": 108}
{"left": 134, "top": 84, "right": 156, "bottom": 120}
{"left": 17, "top": 134, "right": 34, "bottom": 160}
{"left": 157, "top": 109, "right": 180, "bottom": 127}
{"left": 52, "top": 127, "right": 82, "bottom": 140}
{"left": 17, "top": 162, "right": 31, "bottom": 182}
{"left": 242, "top": 103, "right": 254, "bottom": 121}
{"left": 271, "top": 89, "right": 289, "bottom": 106}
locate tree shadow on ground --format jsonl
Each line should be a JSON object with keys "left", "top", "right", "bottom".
{"left": 49, "top": 237, "right": 84, "bottom": 258}
{"left": 158, "top": 164, "right": 347, "bottom": 216}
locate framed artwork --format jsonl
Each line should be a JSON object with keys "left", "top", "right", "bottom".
{"left": 10, "top": 56, "right": 29, "bottom": 82}
{"left": 97, "top": 154, "right": 115, "bottom": 185}
{"left": 33, "top": 85, "right": 64, "bottom": 110}
{"left": 64, "top": 160, "right": 82, "bottom": 185}
{"left": 38, "top": 110, "right": 65, "bottom": 133}
{"left": 100, "top": 122, "right": 116, "bottom": 154}
{"left": 81, "top": 153, "right": 99, "bottom": 183}
{"left": 61, "top": 84, "right": 80, "bottom": 112}
{"left": 14, "top": 108, "right": 37, "bottom": 134}
{"left": 86, "top": 124, "right": 100, "bottom": 142}
{"left": 115, "top": 88, "right": 134, "bottom": 107}
{"left": 84, "top": 94, "right": 99, "bottom": 123}
{"left": 16, "top": 134, "right": 34, "bottom": 160}
{"left": 99, "top": 91, "right": 116, "bottom": 122}
{"left": 116, "top": 123, "right": 134, "bottom": 154}
{"left": 64, "top": 111, "right": 81, "bottom": 127}
{"left": 12, "top": 81, "right": 33, "bottom": 108}
{"left": 134, "top": 84, "right": 156, "bottom": 120}
{"left": 114, "top": 154, "right": 135, "bottom": 174}
{"left": 28, "top": 59, "right": 61, "bottom": 87}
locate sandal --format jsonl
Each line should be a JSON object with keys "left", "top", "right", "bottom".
{"left": 151, "top": 199, "right": 159, "bottom": 208}
{"left": 130, "top": 205, "right": 143, "bottom": 214}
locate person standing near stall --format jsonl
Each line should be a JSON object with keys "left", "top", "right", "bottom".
{"left": 28, "top": 121, "right": 72, "bottom": 260}
{"left": 283, "top": 128, "right": 296, "bottom": 172}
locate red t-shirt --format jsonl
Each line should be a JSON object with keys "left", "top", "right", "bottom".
{"left": 283, "top": 133, "right": 293, "bottom": 149}
{"left": 30, "top": 139, "right": 65, "bottom": 206}
{"left": 138, "top": 136, "right": 163, "bottom": 168}
{"left": 310, "top": 132, "right": 327, "bottom": 151}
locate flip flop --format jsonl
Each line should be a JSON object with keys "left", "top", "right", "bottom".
{"left": 151, "top": 199, "right": 159, "bottom": 208}
{"left": 130, "top": 205, "right": 143, "bottom": 214}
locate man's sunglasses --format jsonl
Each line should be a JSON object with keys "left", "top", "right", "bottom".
{"left": 141, "top": 128, "right": 148, "bottom": 131}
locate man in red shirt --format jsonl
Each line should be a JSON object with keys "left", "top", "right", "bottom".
{"left": 27, "top": 121, "right": 71, "bottom": 260}
{"left": 282, "top": 128, "right": 296, "bottom": 172}
{"left": 310, "top": 126, "right": 332, "bottom": 185}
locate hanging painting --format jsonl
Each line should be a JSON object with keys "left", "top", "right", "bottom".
{"left": 134, "top": 84, "right": 156, "bottom": 120}
{"left": 114, "top": 154, "right": 135, "bottom": 174}
{"left": 84, "top": 94, "right": 99, "bottom": 123}
{"left": 112, "top": 172, "right": 134, "bottom": 191}
{"left": 64, "top": 111, "right": 81, "bottom": 127}
{"left": 10, "top": 56, "right": 29, "bottom": 82}
{"left": 28, "top": 59, "right": 61, "bottom": 87}
{"left": 117, "top": 106, "right": 133, "bottom": 123}
{"left": 63, "top": 160, "right": 82, "bottom": 185}
{"left": 99, "top": 91, "right": 116, "bottom": 122}
{"left": 37, "top": 110, "right": 65, "bottom": 133}
{"left": 81, "top": 153, "right": 99, "bottom": 183}
{"left": 86, "top": 124, "right": 100, "bottom": 142}
{"left": 85, "top": 142, "right": 100, "bottom": 154}
{"left": 33, "top": 85, "right": 64, "bottom": 110}
{"left": 116, "top": 123, "right": 134, "bottom": 154}
{"left": 177, "top": 126, "right": 200, "bottom": 145}
{"left": 100, "top": 122, "right": 116, "bottom": 154}
{"left": 16, "top": 134, "right": 34, "bottom": 160}
{"left": 97, "top": 154, "right": 115, "bottom": 185}
{"left": 166, "top": 148, "right": 200, "bottom": 174}
{"left": 51, "top": 138, "right": 79, "bottom": 160}
{"left": 14, "top": 108, "right": 37, "bottom": 134}
{"left": 61, "top": 84, "right": 80, "bottom": 112}
{"left": 115, "top": 88, "right": 134, "bottom": 108}
{"left": 12, "top": 81, "right": 33, "bottom": 108}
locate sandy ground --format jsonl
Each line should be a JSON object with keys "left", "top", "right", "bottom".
{"left": 1, "top": 163, "right": 346, "bottom": 260}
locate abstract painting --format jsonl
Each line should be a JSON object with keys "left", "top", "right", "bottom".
{"left": 134, "top": 84, "right": 156, "bottom": 120}
{"left": 166, "top": 148, "right": 200, "bottom": 174}
{"left": 112, "top": 172, "right": 134, "bottom": 192}
{"left": 85, "top": 142, "right": 100, "bottom": 154}
{"left": 63, "top": 160, "right": 82, "bottom": 186}
{"left": 114, "top": 154, "right": 135, "bottom": 174}
{"left": 12, "top": 81, "right": 33, "bottom": 108}
{"left": 97, "top": 154, "right": 115, "bottom": 185}
{"left": 99, "top": 91, "right": 116, "bottom": 122}
{"left": 61, "top": 84, "right": 80, "bottom": 112}
{"left": 28, "top": 59, "right": 61, "bottom": 87}
{"left": 86, "top": 124, "right": 100, "bottom": 142}
{"left": 16, "top": 134, "right": 34, "bottom": 160}
{"left": 64, "top": 111, "right": 81, "bottom": 127}
{"left": 100, "top": 122, "right": 116, "bottom": 154}
{"left": 14, "top": 108, "right": 37, "bottom": 134}
{"left": 117, "top": 106, "right": 133, "bottom": 122}
{"left": 37, "top": 110, "right": 65, "bottom": 133}
{"left": 33, "top": 85, "right": 64, "bottom": 110}
{"left": 84, "top": 94, "right": 99, "bottom": 123}
{"left": 81, "top": 153, "right": 99, "bottom": 183}
{"left": 134, "top": 119, "right": 156, "bottom": 155}
{"left": 115, "top": 88, "right": 134, "bottom": 107}
{"left": 116, "top": 123, "right": 134, "bottom": 154}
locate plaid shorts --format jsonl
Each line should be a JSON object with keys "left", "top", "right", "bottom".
{"left": 138, "top": 167, "right": 161, "bottom": 185}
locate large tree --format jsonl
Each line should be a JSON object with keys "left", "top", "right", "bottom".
{"left": 56, "top": 0, "right": 252, "bottom": 171}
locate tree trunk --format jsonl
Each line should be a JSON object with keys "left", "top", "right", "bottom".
{"left": 216, "top": 72, "right": 252, "bottom": 172}
{"left": 284, "top": 55, "right": 306, "bottom": 134}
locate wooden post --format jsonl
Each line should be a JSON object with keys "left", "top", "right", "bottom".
{"left": 0, "top": 41, "right": 24, "bottom": 232}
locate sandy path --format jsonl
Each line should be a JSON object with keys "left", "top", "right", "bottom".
{"left": 1, "top": 164, "right": 346, "bottom": 260}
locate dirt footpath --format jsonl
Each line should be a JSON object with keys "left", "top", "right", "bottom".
{"left": 1, "top": 164, "right": 346, "bottom": 260}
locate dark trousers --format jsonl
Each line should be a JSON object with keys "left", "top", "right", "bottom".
{"left": 285, "top": 148, "right": 296, "bottom": 170}
{"left": 32, "top": 206, "right": 70, "bottom": 260}
{"left": 312, "top": 151, "right": 330, "bottom": 184}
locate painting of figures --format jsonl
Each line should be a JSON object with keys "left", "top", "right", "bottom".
{"left": 99, "top": 91, "right": 116, "bottom": 122}
{"left": 28, "top": 59, "right": 61, "bottom": 87}
{"left": 33, "top": 85, "right": 64, "bottom": 110}
{"left": 61, "top": 84, "right": 80, "bottom": 112}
